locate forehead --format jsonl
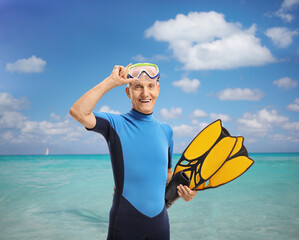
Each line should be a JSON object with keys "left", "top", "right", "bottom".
{"left": 129, "top": 78, "right": 159, "bottom": 87}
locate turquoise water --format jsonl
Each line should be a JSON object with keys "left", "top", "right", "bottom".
{"left": 0, "top": 153, "right": 299, "bottom": 240}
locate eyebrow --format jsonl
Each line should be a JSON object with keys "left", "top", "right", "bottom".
{"left": 131, "top": 81, "right": 158, "bottom": 87}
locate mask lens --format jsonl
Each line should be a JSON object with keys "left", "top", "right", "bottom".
{"left": 129, "top": 65, "right": 158, "bottom": 78}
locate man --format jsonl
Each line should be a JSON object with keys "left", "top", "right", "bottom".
{"left": 70, "top": 63, "right": 197, "bottom": 239}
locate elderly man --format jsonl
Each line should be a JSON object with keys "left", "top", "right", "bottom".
{"left": 70, "top": 63, "right": 197, "bottom": 240}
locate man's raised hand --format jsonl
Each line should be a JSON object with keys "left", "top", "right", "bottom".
{"left": 108, "top": 64, "right": 135, "bottom": 87}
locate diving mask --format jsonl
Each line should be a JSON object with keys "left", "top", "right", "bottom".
{"left": 127, "top": 63, "right": 160, "bottom": 81}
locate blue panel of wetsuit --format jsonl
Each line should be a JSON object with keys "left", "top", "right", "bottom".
{"left": 86, "top": 109, "right": 173, "bottom": 218}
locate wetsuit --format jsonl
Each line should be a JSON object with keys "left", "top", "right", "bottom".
{"left": 86, "top": 109, "right": 173, "bottom": 240}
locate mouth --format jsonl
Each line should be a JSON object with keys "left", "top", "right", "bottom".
{"left": 139, "top": 99, "right": 152, "bottom": 104}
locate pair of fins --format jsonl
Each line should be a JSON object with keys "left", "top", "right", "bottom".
{"left": 165, "top": 119, "right": 254, "bottom": 208}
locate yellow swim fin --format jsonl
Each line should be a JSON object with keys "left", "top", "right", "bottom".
{"left": 165, "top": 120, "right": 254, "bottom": 208}
{"left": 173, "top": 120, "right": 254, "bottom": 190}
{"left": 166, "top": 120, "right": 254, "bottom": 208}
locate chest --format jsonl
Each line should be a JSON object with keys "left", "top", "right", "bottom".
{"left": 118, "top": 121, "right": 169, "bottom": 169}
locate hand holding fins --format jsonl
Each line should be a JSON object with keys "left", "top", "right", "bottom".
{"left": 165, "top": 171, "right": 190, "bottom": 208}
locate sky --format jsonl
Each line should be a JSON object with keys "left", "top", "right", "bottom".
{"left": 0, "top": 0, "right": 298, "bottom": 155}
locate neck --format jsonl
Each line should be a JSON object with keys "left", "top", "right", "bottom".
{"left": 132, "top": 108, "right": 153, "bottom": 115}
{"left": 129, "top": 109, "right": 154, "bottom": 121}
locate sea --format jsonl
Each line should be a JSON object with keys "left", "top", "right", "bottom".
{"left": 0, "top": 153, "right": 298, "bottom": 240}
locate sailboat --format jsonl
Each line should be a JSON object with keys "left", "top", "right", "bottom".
{"left": 45, "top": 148, "right": 49, "bottom": 155}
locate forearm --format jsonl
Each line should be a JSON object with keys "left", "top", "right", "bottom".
{"left": 70, "top": 64, "right": 133, "bottom": 122}
{"left": 167, "top": 168, "right": 173, "bottom": 184}
{"left": 70, "top": 77, "right": 115, "bottom": 118}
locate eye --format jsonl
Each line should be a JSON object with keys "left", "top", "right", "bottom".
{"left": 149, "top": 84, "right": 155, "bottom": 88}
{"left": 134, "top": 84, "right": 141, "bottom": 89}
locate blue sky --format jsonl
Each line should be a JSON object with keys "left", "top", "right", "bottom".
{"left": 0, "top": 0, "right": 298, "bottom": 155}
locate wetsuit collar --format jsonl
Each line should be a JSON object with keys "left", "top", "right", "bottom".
{"left": 129, "top": 109, "right": 154, "bottom": 121}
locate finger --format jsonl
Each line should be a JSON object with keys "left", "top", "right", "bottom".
{"left": 114, "top": 65, "right": 122, "bottom": 71}
{"left": 124, "top": 77, "right": 137, "bottom": 85}
{"left": 177, "top": 185, "right": 183, "bottom": 195}
{"left": 123, "top": 63, "right": 132, "bottom": 79}
{"left": 177, "top": 190, "right": 182, "bottom": 197}
{"left": 178, "top": 187, "right": 188, "bottom": 200}
{"left": 192, "top": 190, "right": 198, "bottom": 197}
{"left": 183, "top": 186, "right": 192, "bottom": 195}
{"left": 178, "top": 190, "right": 186, "bottom": 200}
{"left": 119, "top": 66, "right": 127, "bottom": 78}
{"left": 179, "top": 184, "right": 188, "bottom": 195}
{"left": 177, "top": 185, "right": 183, "bottom": 193}
{"left": 112, "top": 65, "right": 121, "bottom": 76}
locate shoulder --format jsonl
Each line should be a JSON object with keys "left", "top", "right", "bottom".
{"left": 93, "top": 111, "right": 126, "bottom": 129}
{"left": 94, "top": 111, "right": 121, "bottom": 120}
{"left": 156, "top": 121, "right": 173, "bottom": 140}
{"left": 94, "top": 111, "right": 127, "bottom": 122}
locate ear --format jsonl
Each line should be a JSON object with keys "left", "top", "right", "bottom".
{"left": 125, "top": 86, "right": 131, "bottom": 99}
{"left": 157, "top": 84, "right": 160, "bottom": 96}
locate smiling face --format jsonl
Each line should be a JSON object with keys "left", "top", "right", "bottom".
{"left": 125, "top": 73, "right": 160, "bottom": 114}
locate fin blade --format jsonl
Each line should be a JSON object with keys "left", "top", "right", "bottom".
{"left": 196, "top": 182, "right": 205, "bottom": 190}
{"left": 204, "top": 156, "right": 254, "bottom": 189}
{"left": 229, "top": 136, "right": 244, "bottom": 158}
{"left": 201, "top": 137, "right": 237, "bottom": 180}
{"left": 184, "top": 120, "right": 222, "bottom": 160}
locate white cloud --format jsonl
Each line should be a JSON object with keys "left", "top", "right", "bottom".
{"left": 21, "top": 119, "right": 84, "bottom": 139}
{"left": 0, "top": 93, "right": 30, "bottom": 129}
{"left": 6, "top": 55, "right": 46, "bottom": 73}
{"left": 190, "top": 109, "right": 208, "bottom": 118}
{"left": 131, "top": 54, "right": 147, "bottom": 62}
{"left": 257, "top": 109, "right": 289, "bottom": 123}
{"left": 270, "top": 134, "right": 288, "bottom": 142}
{"left": 0, "top": 91, "right": 88, "bottom": 144}
{"left": 237, "top": 108, "right": 289, "bottom": 136}
{"left": 131, "top": 54, "right": 170, "bottom": 63}
{"left": 273, "top": 77, "right": 298, "bottom": 89}
{"left": 268, "top": 134, "right": 299, "bottom": 143}
{"left": 172, "top": 124, "right": 195, "bottom": 138}
{"left": 274, "top": 0, "right": 299, "bottom": 22}
{"left": 152, "top": 54, "right": 170, "bottom": 61}
{"left": 0, "top": 113, "right": 85, "bottom": 143}
{"left": 199, "top": 122, "right": 209, "bottom": 130}
{"left": 218, "top": 88, "right": 264, "bottom": 101}
{"left": 99, "top": 105, "right": 121, "bottom": 114}
{"left": 1, "top": 131, "right": 14, "bottom": 141}
{"left": 160, "top": 107, "right": 182, "bottom": 119}
{"left": 282, "top": 121, "right": 299, "bottom": 130}
{"left": 0, "top": 111, "right": 28, "bottom": 129}
{"left": 210, "top": 113, "right": 232, "bottom": 122}
{"left": 191, "top": 119, "right": 199, "bottom": 125}
{"left": 173, "top": 121, "right": 210, "bottom": 138}
{"left": 191, "top": 119, "right": 210, "bottom": 131}
{"left": 145, "top": 11, "right": 276, "bottom": 70}
{"left": 287, "top": 98, "right": 299, "bottom": 111}
{"left": 172, "top": 77, "right": 200, "bottom": 92}
{"left": 266, "top": 27, "right": 299, "bottom": 48}
{"left": 0, "top": 92, "right": 30, "bottom": 111}
{"left": 50, "top": 113, "right": 61, "bottom": 121}
{"left": 0, "top": 92, "right": 113, "bottom": 154}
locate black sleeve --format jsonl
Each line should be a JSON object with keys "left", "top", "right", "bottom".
{"left": 85, "top": 116, "right": 113, "bottom": 141}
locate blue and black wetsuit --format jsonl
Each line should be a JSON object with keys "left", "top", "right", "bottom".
{"left": 86, "top": 109, "right": 173, "bottom": 240}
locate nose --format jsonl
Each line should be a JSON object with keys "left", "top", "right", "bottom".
{"left": 142, "top": 86, "right": 150, "bottom": 97}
